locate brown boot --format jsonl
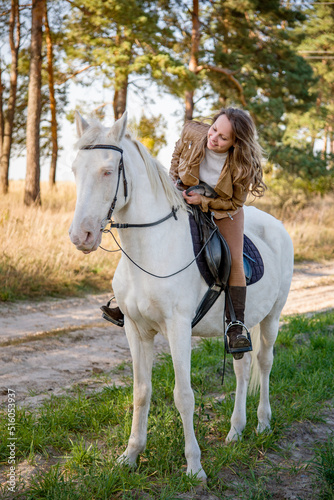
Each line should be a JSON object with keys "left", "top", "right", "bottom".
{"left": 100, "top": 301, "right": 124, "bottom": 327}
{"left": 225, "top": 286, "right": 251, "bottom": 360}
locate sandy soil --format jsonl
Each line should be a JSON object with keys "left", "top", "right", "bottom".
{"left": 1, "top": 261, "right": 334, "bottom": 408}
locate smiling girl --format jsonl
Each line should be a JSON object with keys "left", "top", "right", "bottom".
{"left": 170, "top": 107, "right": 266, "bottom": 359}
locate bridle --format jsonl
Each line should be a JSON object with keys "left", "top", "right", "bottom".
{"left": 80, "top": 144, "right": 128, "bottom": 230}
{"left": 80, "top": 143, "right": 179, "bottom": 231}
{"left": 79, "top": 142, "right": 215, "bottom": 279}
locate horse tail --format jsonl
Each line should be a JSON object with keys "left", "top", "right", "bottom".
{"left": 248, "top": 323, "right": 261, "bottom": 395}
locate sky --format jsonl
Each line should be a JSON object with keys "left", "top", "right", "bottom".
{"left": 9, "top": 80, "right": 184, "bottom": 182}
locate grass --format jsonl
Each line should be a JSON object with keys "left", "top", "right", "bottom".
{"left": 1, "top": 182, "right": 334, "bottom": 301}
{"left": 0, "top": 311, "right": 333, "bottom": 498}
{"left": 0, "top": 181, "right": 120, "bottom": 301}
{"left": 314, "top": 435, "right": 334, "bottom": 499}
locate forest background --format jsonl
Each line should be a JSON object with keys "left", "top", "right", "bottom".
{"left": 1, "top": 0, "right": 334, "bottom": 300}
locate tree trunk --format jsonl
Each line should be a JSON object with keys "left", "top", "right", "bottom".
{"left": 44, "top": 0, "right": 58, "bottom": 188}
{"left": 329, "top": 125, "right": 334, "bottom": 168}
{"left": 185, "top": 0, "right": 200, "bottom": 121}
{"left": 113, "top": 79, "right": 128, "bottom": 120}
{"left": 24, "top": 0, "right": 44, "bottom": 206}
{"left": 112, "top": 29, "right": 129, "bottom": 121}
{"left": 185, "top": 90, "right": 194, "bottom": 121}
{"left": 0, "top": 0, "right": 20, "bottom": 195}
{"left": 0, "top": 60, "right": 4, "bottom": 158}
{"left": 322, "top": 127, "right": 328, "bottom": 159}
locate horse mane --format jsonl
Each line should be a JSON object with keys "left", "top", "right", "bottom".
{"left": 76, "top": 120, "right": 187, "bottom": 212}
{"left": 129, "top": 137, "right": 186, "bottom": 212}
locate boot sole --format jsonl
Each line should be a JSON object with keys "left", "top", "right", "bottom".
{"left": 100, "top": 308, "right": 124, "bottom": 327}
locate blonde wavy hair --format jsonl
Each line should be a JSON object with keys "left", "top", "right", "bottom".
{"left": 212, "top": 107, "right": 266, "bottom": 197}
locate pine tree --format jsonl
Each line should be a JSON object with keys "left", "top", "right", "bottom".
{"left": 154, "top": 0, "right": 315, "bottom": 138}
{"left": 294, "top": 1, "right": 334, "bottom": 161}
{"left": 0, "top": 0, "right": 20, "bottom": 195}
{"left": 268, "top": 1, "right": 334, "bottom": 196}
{"left": 63, "top": 0, "right": 182, "bottom": 120}
{"left": 24, "top": 0, "right": 44, "bottom": 206}
{"left": 44, "top": 0, "right": 58, "bottom": 187}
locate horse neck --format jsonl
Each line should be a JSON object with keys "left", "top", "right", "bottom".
{"left": 112, "top": 140, "right": 189, "bottom": 255}
{"left": 114, "top": 140, "right": 177, "bottom": 226}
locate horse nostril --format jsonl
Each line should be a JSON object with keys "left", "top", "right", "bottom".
{"left": 84, "top": 232, "right": 93, "bottom": 244}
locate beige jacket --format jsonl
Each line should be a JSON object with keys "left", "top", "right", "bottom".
{"left": 170, "top": 120, "right": 248, "bottom": 219}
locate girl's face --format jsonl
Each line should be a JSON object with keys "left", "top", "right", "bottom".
{"left": 207, "top": 114, "right": 234, "bottom": 153}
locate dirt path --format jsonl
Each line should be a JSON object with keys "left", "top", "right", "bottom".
{"left": 1, "top": 261, "right": 334, "bottom": 408}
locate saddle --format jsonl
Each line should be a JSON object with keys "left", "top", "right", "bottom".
{"left": 189, "top": 205, "right": 264, "bottom": 328}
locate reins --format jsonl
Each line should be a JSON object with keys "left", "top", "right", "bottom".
{"left": 101, "top": 223, "right": 218, "bottom": 279}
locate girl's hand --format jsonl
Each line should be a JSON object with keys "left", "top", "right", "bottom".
{"left": 182, "top": 190, "right": 202, "bottom": 205}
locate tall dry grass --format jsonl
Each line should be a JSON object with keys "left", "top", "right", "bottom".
{"left": 0, "top": 181, "right": 120, "bottom": 301}
{"left": 1, "top": 182, "right": 334, "bottom": 301}
{"left": 252, "top": 193, "right": 334, "bottom": 262}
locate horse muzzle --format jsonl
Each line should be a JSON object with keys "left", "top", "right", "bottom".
{"left": 69, "top": 222, "right": 102, "bottom": 253}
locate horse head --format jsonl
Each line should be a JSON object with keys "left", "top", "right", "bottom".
{"left": 69, "top": 112, "right": 128, "bottom": 253}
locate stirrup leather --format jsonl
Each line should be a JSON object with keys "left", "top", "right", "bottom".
{"left": 224, "top": 321, "right": 253, "bottom": 354}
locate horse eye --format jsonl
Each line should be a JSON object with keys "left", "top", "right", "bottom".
{"left": 104, "top": 170, "right": 112, "bottom": 176}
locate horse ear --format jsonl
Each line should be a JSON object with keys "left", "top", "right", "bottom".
{"left": 75, "top": 111, "right": 90, "bottom": 138}
{"left": 110, "top": 111, "right": 128, "bottom": 142}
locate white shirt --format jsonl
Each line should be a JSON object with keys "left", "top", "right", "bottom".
{"left": 199, "top": 148, "right": 228, "bottom": 188}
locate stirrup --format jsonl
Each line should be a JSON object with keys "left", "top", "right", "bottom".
{"left": 224, "top": 320, "right": 253, "bottom": 355}
{"left": 100, "top": 296, "right": 124, "bottom": 327}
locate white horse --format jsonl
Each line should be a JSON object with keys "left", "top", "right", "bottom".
{"left": 69, "top": 112, "right": 294, "bottom": 481}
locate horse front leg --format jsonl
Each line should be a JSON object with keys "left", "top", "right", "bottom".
{"left": 256, "top": 315, "right": 279, "bottom": 433}
{"left": 168, "top": 323, "right": 207, "bottom": 481}
{"left": 118, "top": 320, "right": 154, "bottom": 466}
{"left": 226, "top": 352, "right": 252, "bottom": 442}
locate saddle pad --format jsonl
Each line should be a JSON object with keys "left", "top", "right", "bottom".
{"left": 243, "top": 234, "right": 264, "bottom": 285}
{"left": 189, "top": 214, "right": 264, "bottom": 287}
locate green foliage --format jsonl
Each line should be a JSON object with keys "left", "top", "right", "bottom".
{"left": 201, "top": 1, "right": 315, "bottom": 111}
{"left": 267, "top": 1, "right": 334, "bottom": 192}
{"left": 267, "top": 146, "right": 334, "bottom": 199}
{"left": 129, "top": 113, "right": 167, "bottom": 156}
{"left": 63, "top": 0, "right": 185, "bottom": 100}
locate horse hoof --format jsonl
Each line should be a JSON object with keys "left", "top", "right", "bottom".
{"left": 256, "top": 422, "right": 271, "bottom": 434}
{"left": 187, "top": 467, "right": 207, "bottom": 483}
{"left": 116, "top": 453, "right": 137, "bottom": 468}
{"left": 195, "top": 477, "right": 207, "bottom": 489}
{"left": 197, "top": 470, "right": 207, "bottom": 484}
{"left": 225, "top": 430, "right": 242, "bottom": 443}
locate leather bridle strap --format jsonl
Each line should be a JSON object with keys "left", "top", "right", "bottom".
{"left": 80, "top": 144, "right": 128, "bottom": 228}
{"left": 80, "top": 143, "right": 179, "bottom": 231}
{"left": 108, "top": 206, "right": 179, "bottom": 229}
